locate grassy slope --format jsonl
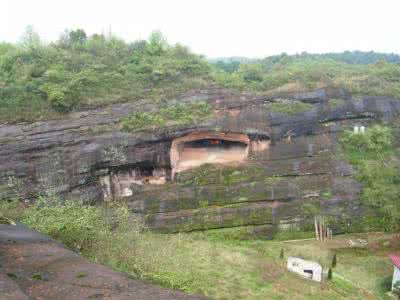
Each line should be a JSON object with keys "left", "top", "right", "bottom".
{"left": 92, "top": 230, "right": 395, "bottom": 300}
{"left": 0, "top": 200, "right": 396, "bottom": 300}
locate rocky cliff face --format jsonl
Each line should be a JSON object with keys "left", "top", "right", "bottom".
{"left": 1, "top": 87, "right": 400, "bottom": 237}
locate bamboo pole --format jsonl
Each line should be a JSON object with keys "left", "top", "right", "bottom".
{"left": 320, "top": 217, "right": 324, "bottom": 241}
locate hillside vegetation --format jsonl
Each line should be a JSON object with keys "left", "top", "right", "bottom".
{"left": 211, "top": 51, "right": 400, "bottom": 73}
{"left": 1, "top": 27, "right": 400, "bottom": 123}
{"left": 1, "top": 199, "right": 396, "bottom": 299}
{"left": 340, "top": 125, "right": 400, "bottom": 232}
{"left": 0, "top": 27, "right": 211, "bottom": 122}
{"left": 213, "top": 54, "right": 400, "bottom": 96}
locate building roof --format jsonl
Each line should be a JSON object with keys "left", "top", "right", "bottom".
{"left": 287, "top": 257, "right": 322, "bottom": 270}
{"left": 389, "top": 254, "right": 400, "bottom": 268}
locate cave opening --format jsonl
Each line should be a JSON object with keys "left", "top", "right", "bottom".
{"left": 171, "top": 131, "right": 252, "bottom": 176}
{"left": 100, "top": 131, "right": 270, "bottom": 200}
{"left": 131, "top": 163, "right": 155, "bottom": 178}
{"left": 184, "top": 139, "right": 247, "bottom": 149}
{"left": 99, "top": 162, "right": 169, "bottom": 201}
{"left": 178, "top": 138, "right": 249, "bottom": 170}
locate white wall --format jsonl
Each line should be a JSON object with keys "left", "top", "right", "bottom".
{"left": 393, "top": 266, "right": 400, "bottom": 291}
{"left": 287, "top": 257, "right": 322, "bottom": 282}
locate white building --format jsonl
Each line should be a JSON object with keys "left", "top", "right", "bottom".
{"left": 287, "top": 257, "right": 323, "bottom": 282}
{"left": 353, "top": 125, "right": 366, "bottom": 134}
{"left": 389, "top": 254, "right": 400, "bottom": 291}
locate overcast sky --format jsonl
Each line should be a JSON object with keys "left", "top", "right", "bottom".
{"left": 2, "top": 0, "right": 399, "bottom": 58}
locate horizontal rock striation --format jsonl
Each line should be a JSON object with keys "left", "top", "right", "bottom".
{"left": 1, "top": 87, "right": 400, "bottom": 236}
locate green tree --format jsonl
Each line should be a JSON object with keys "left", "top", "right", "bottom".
{"left": 19, "top": 25, "right": 41, "bottom": 49}
{"left": 340, "top": 125, "right": 400, "bottom": 231}
{"left": 279, "top": 248, "right": 284, "bottom": 260}
{"left": 237, "top": 64, "right": 264, "bottom": 83}
{"left": 327, "top": 268, "right": 332, "bottom": 280}
{"left": 69, "top": 29, "right": 87, "bottom": 46}
{"left": 147, "top": 31, "right": 168, "bottom": 56}
{"left": 331, "top": 254, "right": 337, "bottom": 268}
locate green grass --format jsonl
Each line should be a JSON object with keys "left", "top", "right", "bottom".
{"left": 32, "top": 273, "right": 43, "bottom": 280}
{"left": 273, "top": 230, "right": 315, "bottom": 241}
{"left": 269, "top": 101, "right": 314, "bottom": 115}
{"left": 1, "top": 198, "right": 395, "bottom": 299}
{"left": 76, "top": 272, "right": 87, "bottom": 278}
{"left": 0, "top": 199, "right": 25, "bottom": 224}
{"left": 329, "top": 98, "right": 346, "bottom": 108}
{"left": 7, "top": 272, "right": 17, "bottom": 279}
{"left": 121, "top": 101, "right": 211, "bottom": 131}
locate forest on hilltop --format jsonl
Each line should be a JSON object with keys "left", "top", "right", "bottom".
{"left": 1, "top": 26, "right": 400, "bottom": 122}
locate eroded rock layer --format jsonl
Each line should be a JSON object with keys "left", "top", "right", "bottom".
{"left": 1, "top": 87, "right": 400, "bottom": 236}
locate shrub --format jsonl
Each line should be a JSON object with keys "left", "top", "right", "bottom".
{"left": 21, "top": 198, "right": 111, "bottom": 252}
{"left": 0, "top": 199, "right": 25, "bottom": 223}
{"left": 121, "top": 111, "right": 165, "bottom": 130}
{"left": 340, "top": 125, "right": 392, "bottom": 160}
{"left": 121, "top": 101, "right": 211, "bottom": 131}
{"left": 328, "top": 98, "right": 346, "bottom": 109}
{"left": 332, "top": 254, "right": 337, "bottom": 268}
{"left": 46, "top": 86, "right": 75, "bottom": 112}
{"left": 0, "top": 30, "right": 211, "bottom": 122}
{"left": 237, "top": 64, "right": 264, "bottom": 83}
{"left": 340, "top": 125, "right": 400, "bottom": 231}
{"left": 328, "top": 268, "right": 333, "bottom": 280}
{"left": 270, "top": 101, "right": 313, "bottom": 115}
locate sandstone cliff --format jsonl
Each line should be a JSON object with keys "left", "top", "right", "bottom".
{"left": 1, "top": 87, "right": 399, "bottom": 237}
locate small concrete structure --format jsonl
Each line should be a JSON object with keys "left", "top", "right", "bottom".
{"left": 353, "top": 125, "right": 366, "bottom": 134}
{"left": 287, "top": 257, "right": 323, "bottom": 282}
{"left": 389, "top": 254, "right": 400, "bottom": 291}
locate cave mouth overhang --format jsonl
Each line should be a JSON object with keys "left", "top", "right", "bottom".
{"left": 171, "top": 131, "right": 269, "bottom": 176}
{"left": 99, "top": 131, "right": 269, "bottom": 201}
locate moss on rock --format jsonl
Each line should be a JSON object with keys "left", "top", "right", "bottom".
{"left": 269, "top": 101, "right": 313, "bottom": 115}
{"left": 121, "top": 101, "right": 211, "bottom": 131}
